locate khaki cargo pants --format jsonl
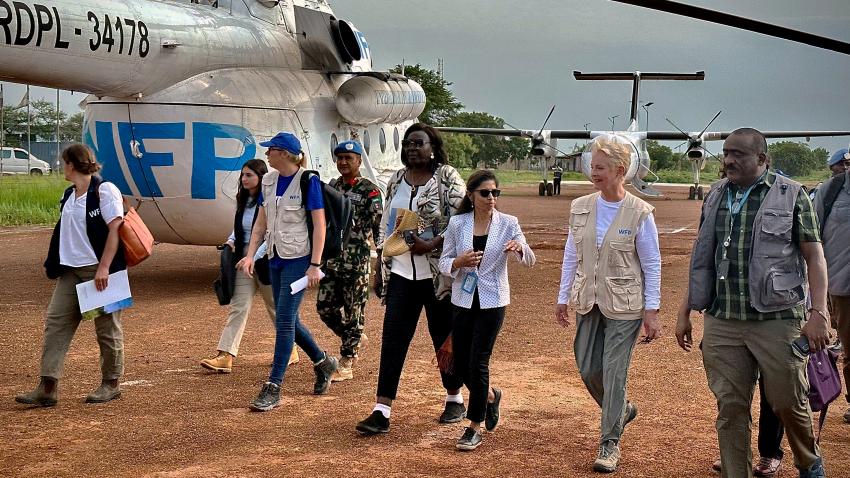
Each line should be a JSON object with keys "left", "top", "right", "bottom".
{"left": 40, "top": 265, "right": 124, "bottom": 380}
{"left": 702, "top": 314, "right": 819, "bottom": 478}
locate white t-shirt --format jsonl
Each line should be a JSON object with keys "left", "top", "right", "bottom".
{"left": 557, "top": 196, "right": 661, "bottom": 309}
{"left": 385, "top": 177, "right": 434, "bottom": 281}
{"left": 59, "top": 182, "right": 124, "bottom": 267}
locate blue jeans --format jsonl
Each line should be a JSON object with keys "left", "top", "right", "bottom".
{"left": 268, "top": 255, "right": 324, "bottom": 385}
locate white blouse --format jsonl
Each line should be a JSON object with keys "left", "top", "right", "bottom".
{"left": 384, "top": 177, "right": 434, "bottom": 281}
{"left": 59, "top": 182, "right": 124, "bottom": 267}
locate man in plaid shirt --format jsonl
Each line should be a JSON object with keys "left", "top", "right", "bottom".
{"left": 676, "top": 128, "right": 830, "bottom": 478}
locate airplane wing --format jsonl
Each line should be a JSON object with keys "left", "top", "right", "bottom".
{"left": 436, "top": 127, "right": 592, "bottom": 140}
{"left": 646, "top": 131, "right": 850, "bottom": 141}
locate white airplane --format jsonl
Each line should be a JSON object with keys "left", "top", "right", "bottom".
{"left": 0, "top": 0, "right": 423, "bottom": 244}
{"left": 439, "top": 70, "right": 850, "bottom": 200}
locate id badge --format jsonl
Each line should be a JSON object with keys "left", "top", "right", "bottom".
{"left": 461, "top": 271, "right": 478, "bottom": 294}
{"left": 717, "top": 259, "right": 730, "bottom": 280}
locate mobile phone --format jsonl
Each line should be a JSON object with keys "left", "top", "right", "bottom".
{"left": 403, "top": 230, "right": 416, "bottom": 246}
{"left": 792, "top": 335, "right": 811, "bottom": 356}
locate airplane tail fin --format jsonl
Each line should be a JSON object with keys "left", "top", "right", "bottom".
{"left": 573, "top": 71, "right": 705, "bottom": 128}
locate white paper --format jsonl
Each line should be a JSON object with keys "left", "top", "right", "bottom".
{"left": 290, "top": 270, "right": 326, "bottom": 295}
{"left": 76, "top": 270, "right": 132, "bottom": 314}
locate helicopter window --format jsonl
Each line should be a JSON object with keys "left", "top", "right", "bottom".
{"left": 362, "top": 129, "right": 371, "bottom": 155}
{"left": 189, "top": 0, "right": 219, "bottom": 7}
{"left": 379, "top": 128, "right": 386, "bottom": 154}
{"left": 393, "top": 127, "right": 400, "bottom": 151}
{"left": 330, "top": 133, "right": 338, "bottom": 152}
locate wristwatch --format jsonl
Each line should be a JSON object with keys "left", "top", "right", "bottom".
{"left": 808, "top": 308, "right": 829, "bottom": 320}
{"left": 310, "top": 262, "right": 322, "bottom": 268}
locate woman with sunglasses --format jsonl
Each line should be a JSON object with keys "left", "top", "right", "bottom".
{"left": 236, "top": 132, "right": 338, "bottom": 412}
{"left": 200, "top": 159, "right": 299, "bottom": 374}
{"left": 439, "top": 170, "right": 536, "bottom": 450}
{"left": 356, "top": 123, "right": 467, "bottom": 435}
{"left": 554, "top": 134, "right": 661, "bottom": 473}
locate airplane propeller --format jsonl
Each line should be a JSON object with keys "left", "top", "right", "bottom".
{"left": 665, "top": 110, "right": 722, "bottom": 162}
{"left": 503, "top": 105, "right": 571, "bottom": 158}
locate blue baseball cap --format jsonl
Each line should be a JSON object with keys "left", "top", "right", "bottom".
{"left": 828, "top": 148, "right": 849, "bottom": 166}
{"left": 259, "top": 132, "right": 302, "bottom": 155}
{"left": 334, "top": 140, "right": 364, "bottom": 157}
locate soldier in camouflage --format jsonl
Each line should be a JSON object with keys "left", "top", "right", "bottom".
{"left": 317, "top": 140, "right": 383, "bottom": 382}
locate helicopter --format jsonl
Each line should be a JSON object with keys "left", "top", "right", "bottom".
{"left": 439, "top": 70, "right": 850, "bottom": 200}
{"left": 0, "top": 0, "right": 424, "bottom": 245}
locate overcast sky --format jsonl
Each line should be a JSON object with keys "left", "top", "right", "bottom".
{"left": 4, "top": 0, "right": 849, "bottom": 157}
{"left": 333, "top": 0, "right": 850, "bottom": 156}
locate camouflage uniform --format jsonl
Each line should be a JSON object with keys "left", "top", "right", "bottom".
{"left": 317, "top": 176, "right": 383, "bottom": 358}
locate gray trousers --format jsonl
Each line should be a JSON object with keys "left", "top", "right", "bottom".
{"left": 40, "top": 265, "right": 124, "bottom": 380}
{"left": 574, "top": 306, "right": 642, "bottom": 445}
{"left": 702, "top": 314, "right": 819, "bottom": 477}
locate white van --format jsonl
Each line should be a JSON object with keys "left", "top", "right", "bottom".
{"left": 0, "top": 147, "right": 51, "bottom": 175}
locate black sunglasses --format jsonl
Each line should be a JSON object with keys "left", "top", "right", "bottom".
{"left": 476, "top": 189, "right": 501, "bottom": 198}
{"left": 401, "top": 139, "right": 430, "bottom": 149}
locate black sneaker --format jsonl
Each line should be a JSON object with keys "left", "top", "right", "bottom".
{"left": 249, "top": 382, "right": 281, "bottom": 412}
{"left": 356, "top": 411, "right": 390, "bottom": 435}
{"left": 485, "top": 387, "right": 502, "bottom": 431}
{"left": 456, "top": 427, "right": 483, "bottom": 451}
{"left": 313, "top": 354, "right": 339, "bottom": 395}
{"left": 624, "top": 401, "right": 638, "bottom": 427}
{"left": 439, "top": 401, "right": 466, "bottom": 424}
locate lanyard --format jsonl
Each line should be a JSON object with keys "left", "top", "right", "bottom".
{"left": 721, "top": 175, "right": 763, "bottom": 258}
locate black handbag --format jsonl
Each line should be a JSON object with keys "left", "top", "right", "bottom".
{"left": 213, "top": 245, "right": 236, "bottom": 305}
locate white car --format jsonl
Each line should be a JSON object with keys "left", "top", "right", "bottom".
{"left": 0, "top": 148, "right": 51, "bottom": 175}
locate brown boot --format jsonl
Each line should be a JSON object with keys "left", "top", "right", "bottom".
{"left": 15, "top": 377, "right": 58, "bottom": 407}
{"left": 331, "top": 356, "right": 355, "bottom": 382}
{"left": 85, "top": 379, "right": 121, "bottom": 403}
{"left": 201, "top": 352, "right": 233, "bottom": 373}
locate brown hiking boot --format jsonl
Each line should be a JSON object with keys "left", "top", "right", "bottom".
{"left": 201, "top": 352, "right": 233, "bottom": 373}
{"left": 85, "top": 381, "right": 121, "bottom": 403}
{"left": 15, "top": 377, "right": 58, "bottom": 407}
{"left": 331, "top": 356, "right": 355, "bottom": 382}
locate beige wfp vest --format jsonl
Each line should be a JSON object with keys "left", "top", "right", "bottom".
{"left": 568, "top": 192, "right": 654, "bottom": 320}
{"left": 262, "top": 168, "right": 311, "bottom": 259}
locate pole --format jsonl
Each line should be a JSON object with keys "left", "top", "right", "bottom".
{"left": 56, "top": 88, "right": 60, "bottom": 173}
{"left": 26, "top": 85, "right": 31, "bottom": 173}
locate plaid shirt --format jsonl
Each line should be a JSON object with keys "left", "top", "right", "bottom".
{"left": 706, "top": 170, "right": 821, "bottom": 321}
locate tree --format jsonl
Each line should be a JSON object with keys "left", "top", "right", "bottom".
{"left": 444, "top": 111, "right": 529, "bottom": 168}
{"left": 443, "top": 133, "right": 477, "bottom": 168}
{"left": 390, "top": 64, "right": 462, "bottom": 126}
{"left": 768, "top": 141, "right": 821, "bottom": 177}
{"left": 31, "top": 99, "right": 68, "bottom": 141}
{"left": 61, "top": 112, "right": 84, "bottom": 142}
{"left": 646, "top": 140, "right": 675, "bottom": 170}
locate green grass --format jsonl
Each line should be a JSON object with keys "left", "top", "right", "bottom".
{"left": 0, "top": 174, "right": 67, "bottom": 226}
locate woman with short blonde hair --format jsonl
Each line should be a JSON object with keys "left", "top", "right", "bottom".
{"left": 554, "top": 134, "right": 662, "bottom": 473}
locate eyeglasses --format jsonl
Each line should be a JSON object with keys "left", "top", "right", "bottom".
{"left": 476, "top": 189, "right": 501, "bottom": 198}
{"left": 401, "top": 139, "right": 430, "bottom": 149}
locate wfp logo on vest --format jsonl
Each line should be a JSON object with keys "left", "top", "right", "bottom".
{"left": 88, "top": 209, "right": 101, "bottom": 219}
{"left": 618, "top": 228, "right": 633, "bottom": 236}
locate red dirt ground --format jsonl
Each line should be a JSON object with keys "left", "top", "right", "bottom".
{"left": 1, "top": 183, "right": 847, "bottom": 477}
